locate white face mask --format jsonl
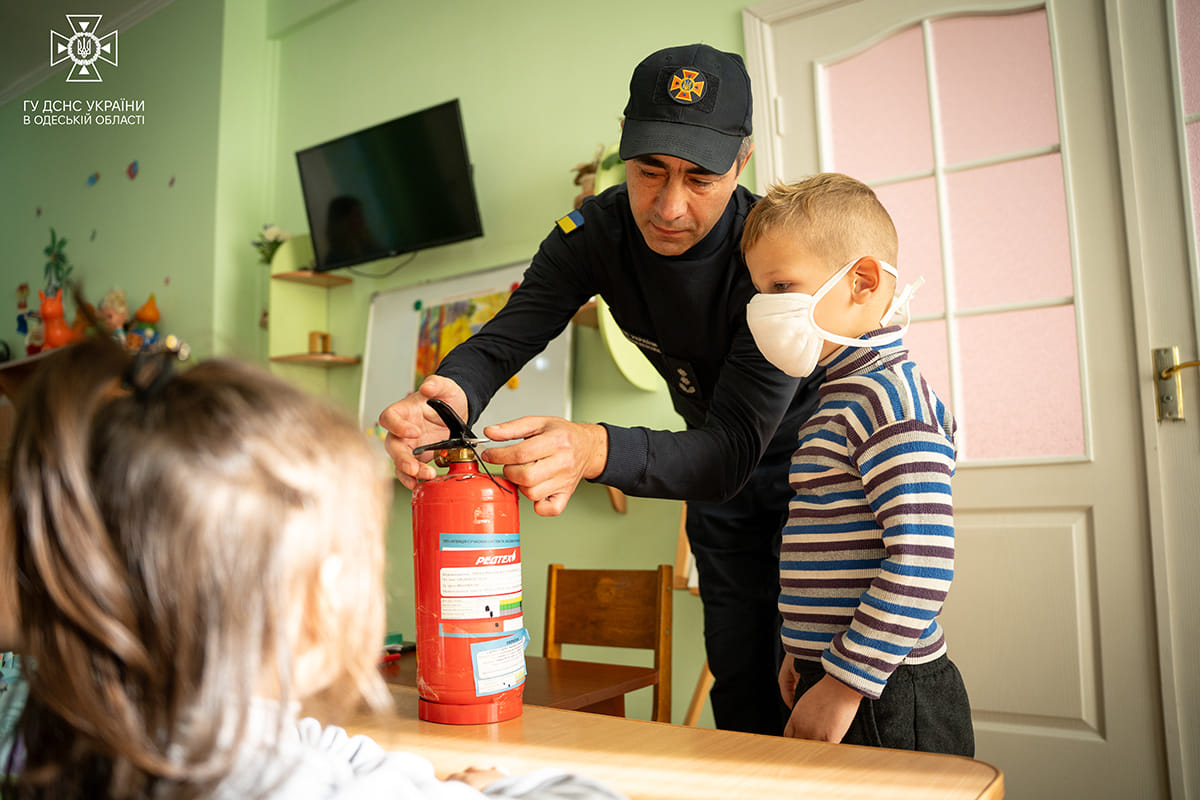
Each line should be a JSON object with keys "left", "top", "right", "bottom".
{"left": 746, "top": 258, "right": 922, "bottom": 378}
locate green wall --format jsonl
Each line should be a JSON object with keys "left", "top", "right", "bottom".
{"left": 0, "top": 0, "right": 249, "bottom": 361}
{"left": 2, "top": 0, "right": 759, "bottom": 728}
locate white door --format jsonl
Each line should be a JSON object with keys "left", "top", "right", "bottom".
{"left": 744, "top": 1, "right": 1171, "bottom": 798}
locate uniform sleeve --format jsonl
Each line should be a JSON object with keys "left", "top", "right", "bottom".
{"left": 822, "top": 420, "right": 956, "bottom": 699}
{"left": 433, "top": 231, "right": 594, "bottom": 429}
{"left": 596, "top": 323, "right": 811, "bottom": 502}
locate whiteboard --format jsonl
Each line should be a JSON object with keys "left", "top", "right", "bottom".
{"left": 358, "top": 261, "right": 573, "bottom": 441}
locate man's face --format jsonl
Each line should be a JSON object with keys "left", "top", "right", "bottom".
{"left": 625, "top": 152, "right": 746, "bottom": 256}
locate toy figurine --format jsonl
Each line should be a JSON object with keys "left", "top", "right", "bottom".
{"left": 99, "top": 288, "right": 130, "bottom": 345}
{"left": 16, "top": 284, "right": 29, "bottom": 336}
{"left": 39, "top": 289, "right": 78, "bottom": 350}
{"left": 127, "top": 293, "right": 161, "bottom": 351}
{"left": 24, "top": 314, "right": 43, "bottom": 356}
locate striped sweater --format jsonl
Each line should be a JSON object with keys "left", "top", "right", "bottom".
{"left": 780, "top": 332, "right": 956, "bottom": 699}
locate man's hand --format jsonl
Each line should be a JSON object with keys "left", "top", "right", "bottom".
{"left": 378, "top": 375, "right": 469, "bottom": 489}
{"left": 783, "top": 672, "right": 864, "bottom": 743}
{"left": 480, "top": 417, "right": 608, "bottom": 517}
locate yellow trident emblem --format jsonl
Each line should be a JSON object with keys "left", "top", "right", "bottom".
{"left": 669, "top": 69, "right": 706, "bottom": 104}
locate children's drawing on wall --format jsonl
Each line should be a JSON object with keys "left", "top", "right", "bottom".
{"left": 413, "top": 288, "right": 520, "bottom": 392}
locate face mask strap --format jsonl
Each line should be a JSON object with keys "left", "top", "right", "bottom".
{"left": 880, "top": 276, "right": 924, "bottom": 327}
{"left": 810, "top": 264, "right": 922, "bottom": 349}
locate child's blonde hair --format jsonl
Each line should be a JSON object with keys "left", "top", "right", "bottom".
{"left": 4, "top": 336, "right": 391, "bottom": 798}
{"left": 742, "top": 173, "right": 899, "bottom": 272}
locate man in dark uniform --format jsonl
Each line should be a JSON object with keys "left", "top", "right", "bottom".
{"left": 381, "top": 43, "right": 821, "bottom": 734}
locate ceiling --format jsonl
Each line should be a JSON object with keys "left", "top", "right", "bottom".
{"left": 1, "top": 0, "right": 174, "bottom": 107}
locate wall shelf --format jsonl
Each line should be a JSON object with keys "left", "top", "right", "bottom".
{"left": 269, "top": 252, "right": 356, "bottom": 369}
{"left": 269, "top": 353, "right": 360, "bottom": 367}
{"left": 272, "top": 270, "right": 352, "bottom": 288}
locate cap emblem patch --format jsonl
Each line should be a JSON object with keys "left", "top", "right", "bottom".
{"left": 668, "top": 68, "right": 706, "bottom": 104}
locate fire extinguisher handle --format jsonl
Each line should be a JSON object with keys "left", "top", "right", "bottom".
{"left": 427, "top": 397, "right": 478, "bottom": 441}
{"left": 412, "top": 399, "right": 489, "bottom": 456}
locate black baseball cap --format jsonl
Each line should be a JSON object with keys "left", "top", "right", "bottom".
{"left": 619, "top": 43, "right": 753, "bottom": 175}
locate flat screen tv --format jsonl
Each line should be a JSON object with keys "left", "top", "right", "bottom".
{"left": 295, "top": 99, "right": 483, "bottom": 272}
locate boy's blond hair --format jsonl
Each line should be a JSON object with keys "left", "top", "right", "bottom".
{"left": 742, "top": 173, "right": 899, "bottom": 273}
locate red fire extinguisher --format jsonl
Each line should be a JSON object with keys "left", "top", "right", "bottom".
{"left": 411, "top": 399, "right": 526, "bottom": 724}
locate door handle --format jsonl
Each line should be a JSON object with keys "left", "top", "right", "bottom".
{"left": 1154, "top": 346, "right": 1200, "bottom": 421}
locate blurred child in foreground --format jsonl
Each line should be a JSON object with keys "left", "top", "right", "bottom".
{"left": 1, "top": 335, "right": 625, "bottom": 798}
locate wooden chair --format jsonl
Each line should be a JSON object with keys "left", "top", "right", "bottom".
{"left": 543, "top": 563, "right": 673, "bottom": 722}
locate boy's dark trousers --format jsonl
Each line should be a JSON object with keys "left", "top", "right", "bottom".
{"left": 791, "top": 654, "right": 975, "bottom": 756}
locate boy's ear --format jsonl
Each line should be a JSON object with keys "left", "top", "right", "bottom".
{"left": 849, "top": 257, "right": 884, "bottom": 303}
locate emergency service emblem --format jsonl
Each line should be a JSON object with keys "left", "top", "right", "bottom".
{"left": 50, "top": 14, "right": 118, "bottom": 83}
{"left": 668, "top": 68, "right": 706, "bottom": 104}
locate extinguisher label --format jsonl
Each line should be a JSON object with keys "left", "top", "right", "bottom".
{"left": 436, "top": 532, "right": 525, "bottom": 635}
{"left": 440, "top": 563, "right": 521, "bottom": 597}
{"left": 470, "top": 630, "right": 529, "bottom": 696}
{"left": 441, "top": 591, "right": 523, "bottom": 625}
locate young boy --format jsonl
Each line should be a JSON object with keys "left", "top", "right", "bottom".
{"left": 741, "top": 173, "right": 974, "bottom": 756}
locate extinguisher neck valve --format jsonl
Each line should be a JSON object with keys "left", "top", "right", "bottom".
{"left": 436, "top": 447, "right": 477, "bottom": 466}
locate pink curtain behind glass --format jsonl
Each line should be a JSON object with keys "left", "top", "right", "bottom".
{"left": 874, "top": 178, "right": 944, "bottom": 317}
{"left": 1178, "top": 0, "right": 1200, "bottom": 117}
{"left": 1190, "top": 123, "right": 1200, "bottom": 253}
{"left": 824, "top": 25, "right": 932, "bottom": 182}
{"left": 932, "top": 10, "right": 1059, "bottom": 165}
{"left": 958, "top": 306, "right": 1084, "bottom": 459}
{"left": 822, "top": 8, "right": 1083, "bottom": 460}
{"left": 1182, "top": 1, "right": 1200, "bottom": 262}
{"left": 945, "top": 153, "right": 1073, "bottom": 310}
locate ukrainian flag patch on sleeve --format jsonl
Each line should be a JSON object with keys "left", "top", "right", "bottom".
{"left": 555, "top": 209, "right": 585, "bottom": 234}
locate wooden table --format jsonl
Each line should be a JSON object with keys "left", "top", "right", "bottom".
{"left": 380, "top": 654, "right": 658, "bottom": 717}
{"left": 348, "top": 685, "right": 1004, "bottom": 800}
{"left": 0, "top": 350, "right": 57, "bottom": 401}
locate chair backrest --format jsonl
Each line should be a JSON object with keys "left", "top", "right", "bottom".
{"left": 543, "top": 563, "right": 673, "bottom": 722}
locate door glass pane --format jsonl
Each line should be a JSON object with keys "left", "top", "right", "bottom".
{"left": 1180, "top": 1, "right": 1200, "bottom": 282}
{"left": 823, "top": 24, "right": 932, "bottom": 181}
{"left": 931, "top": 9, "right": 1059, "bottom": 165}
{"left": 958, "top": 306, "right": 1084, "bottom": 460}
{"left": 1178, "top": 0, "right": 1200, "bottom": 116}
{"left": 818, "top": 6, "right": 1086, "bottom": 462}
{"left": 1189, "top": 122, "right": 1200, "bottom": 249}
{"left": 945, "top": 153, "right": 1073, "bottom": 310}
{"left": 875, "top": 177, "right": 944, "bottom": 316}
